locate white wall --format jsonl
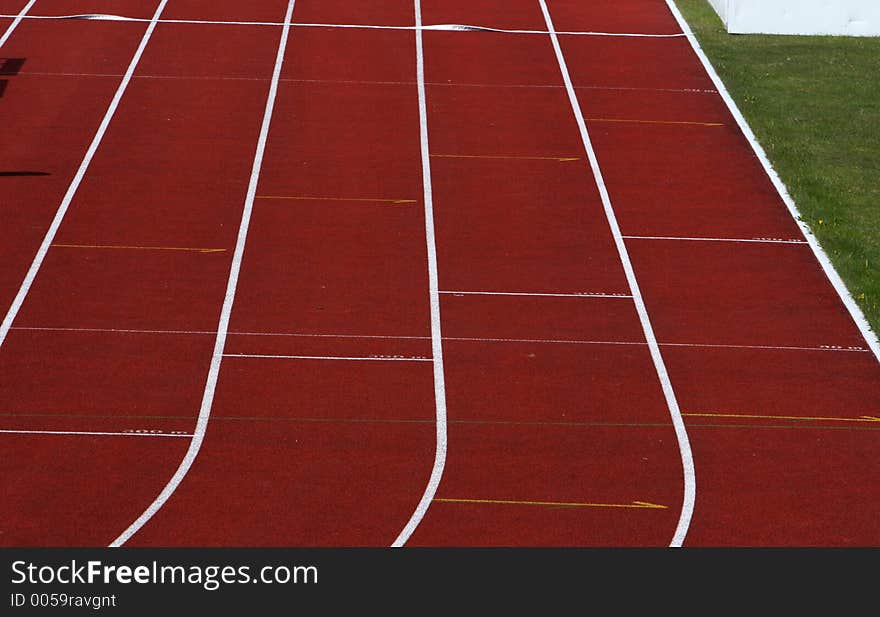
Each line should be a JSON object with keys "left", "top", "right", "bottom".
{"left": 707, "top": 0, "right": 880, "bottom": 36}
{"left": 707, "top": 0, "right": 728, "bottom": 24}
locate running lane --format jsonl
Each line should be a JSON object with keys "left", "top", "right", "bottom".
{"left": 0, "top": 1, "right": 27, "bottom": 14}
{"left": 552, "top": 0, "right": 880, "bottom": 545}
{"left": 124, "top": 1, "right": 440, "bottom": 546}
{"left": 0, "top": 1, "right": 291, "bottom": 545}
{"left": 0, "top": 2, "right": 160, "bottom": 327}
{"left": 408, "top": 0, "right": 686, "bottom": 546}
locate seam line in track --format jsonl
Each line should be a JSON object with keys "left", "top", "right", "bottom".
{"left": 440, "top": 290, "right": 631, "bottom": 299}
{"left": 665, "top": 0, "right": 880, "bottom": 363}
{"left": 8, "top": 327, "right": 868, "bottom": 353}
{"left": 623, "top": 235, "right": 807, "bottom": 245}
{"left": 14, "top": 71, "right": 720, "bottom": 95}
{"left": 223, "top": 354, "right": 433, "bottom": 362}
{"left": 538, "top": 0, "right": 695, "bottom": 548}
{"left": 109, "top": 0, "right": 298, "bottom": 548}
{"left": 391, "top": 0, "right": 449, "bottom": 548}
{"left": 0, "top": 429, "right": 192, "bottom": 438}
{"left": 4, "top": 416, "right": 877, "bottom": 433}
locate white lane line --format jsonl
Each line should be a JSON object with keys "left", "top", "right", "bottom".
{"left": 0, "top": 429, "right": 192, "bottom": 438}
{"left": 0, "top": 14, "right": 685, "bottom": 37}
{"left": 665, "top": 0, "right": 880, "bottom": 364}
{"left": 441, "top": 290, "right": 632, "bottom": 299}
{"left": 623, "top": 235, "right": 808, "bottom": 245}
{"left": 223, "top": 354, "right": 433, "bottom": 362}
{"left": 0, "top": 0, "right": 36, "bottom": 47}
{"left": 393, "top": 0, "right": 448, "bottom": 548}
{"left": 110, "top": 0, "right": 298, "bottom": 548}
{"left": 0, "top": 1, "right": 168, "bottom": 351}
{"left": 538, "top": 0, "right": 695, "bottom": 548}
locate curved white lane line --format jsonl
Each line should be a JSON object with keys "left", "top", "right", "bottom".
{"left": 109, "top": 0, "right": 297, "bottom": 547}
{"left": 392, "top": 0, "right": 449, "bottom": 548}
{"left": 537, "top": 0, "right": 696, "bottom": 547}
{"left": 0, "top": 1, "right": 168, "bottom": 349}
{"left": 0, "top": 0, "right": 36, "bottom": 47}
{"left": 665, "top": 0, "right": 880, "bottom": 364}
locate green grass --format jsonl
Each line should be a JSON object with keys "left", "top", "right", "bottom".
{"left": 673, "top": 0, "right": 880, "bottom": 338}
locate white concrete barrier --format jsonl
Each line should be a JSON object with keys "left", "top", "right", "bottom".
{"left": 706, "top": 0, "right": 880, "bottom": 36}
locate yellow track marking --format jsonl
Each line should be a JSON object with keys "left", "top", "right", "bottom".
{"left": 433, "top": 498, "right": 667, "bottom": 510}
{"left": 51, "top": 244, "right": 226, "bottom": 254}
{"left": 585, "top": 117, "right": 724, "bottom": 127}
{"left": 255, "top": 195, "right": 417, "bottom": 204}
{"left": 684, "top": 412, "right": 880, "bottom": 424}
{"left": 431, "top": 153, "right": 580, "bottom": 162}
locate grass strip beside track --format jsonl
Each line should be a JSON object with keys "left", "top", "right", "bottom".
{"left": 675, "top": 0, "right": 880, "bottom": 335}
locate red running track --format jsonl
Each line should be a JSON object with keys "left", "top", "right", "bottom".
{"left": 0, "top": 0, "right": 877, "bottom": 547}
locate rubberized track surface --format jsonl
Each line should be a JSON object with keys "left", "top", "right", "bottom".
{"left": 1, "top": 0, "right": 877, "bottom": 547}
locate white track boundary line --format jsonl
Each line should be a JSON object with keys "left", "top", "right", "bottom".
{"left": 0, "top": 2, "right": 167, "bottom": 351}
{"left": 538, "top": 0, "right": 696, "bottom": 548}
{"left": 0, "top": 0, "right": 36, "bottom": 47}
{"left": 110, "top": 0, "right": 297, "bottom": 547}
{"left": 665, "top": 0, "right": 880, "bottom": 364}
{"left": 392, "top": 0, "right": 448, "bottom": 548}
{"left": 0, "top": 429, "right": 192, "bottom": 438}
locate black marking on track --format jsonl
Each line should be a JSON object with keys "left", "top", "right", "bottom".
{"left": 0, "top": 58, "right": 25, "bottom": 98}
{"left": 0, "top": 171, "right": 50, "bottom": 176}
{"left": 0, "top": 58, "right": 26, "bottom": 76}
